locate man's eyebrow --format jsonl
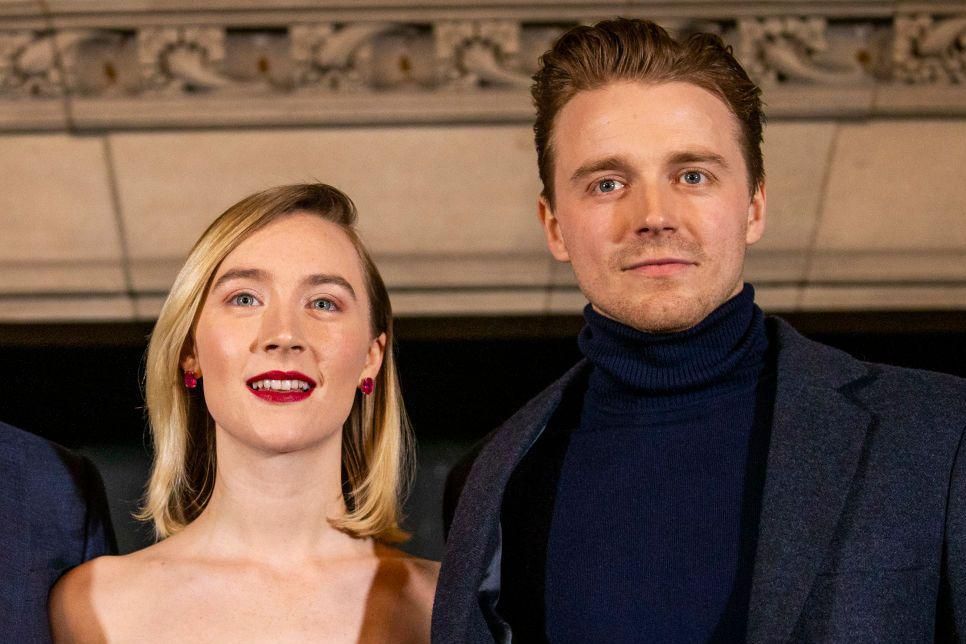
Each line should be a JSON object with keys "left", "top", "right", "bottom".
{"left": 569, "top": 156, "right": 637, "bottom": 185}
{"left": 302, "top": 273, "right": 357, "bottom": 300}
{"left": 667, "top": 150, "right": 729, "bottom": 168}
{"left": 211, "top": 268, "right": 267, "bottom": 291}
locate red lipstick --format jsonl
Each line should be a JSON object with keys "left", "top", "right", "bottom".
{"left": 246, "top": 370, "right": 317, "bottom": 403}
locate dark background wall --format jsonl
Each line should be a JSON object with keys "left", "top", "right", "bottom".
{"left": 2, "top": 312, "right": 964, "bottom": 559}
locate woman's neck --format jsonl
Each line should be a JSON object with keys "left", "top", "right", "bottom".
{"left": 180, "top": 427, "right": 370, "bottom": 566}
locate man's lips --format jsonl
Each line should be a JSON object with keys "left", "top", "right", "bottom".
{"left": 622, "top": 258, "right": 696, "bottom": 276}
{"left": 246, "top": 370, "right": 317, "bottom": 403}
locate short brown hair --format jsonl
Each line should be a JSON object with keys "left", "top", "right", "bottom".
{"left": 141, "top": 184, "right": 412, "bottom": 543}
{"left": 532, "top": 18, "right": 765, "bottom": 206}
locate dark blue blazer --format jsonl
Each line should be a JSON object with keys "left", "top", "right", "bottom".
{"left": 0, "top": 422, "right": 116, "bottom": 643}
{"left": 434, "top": 318, "right": 966, "bottom": 643}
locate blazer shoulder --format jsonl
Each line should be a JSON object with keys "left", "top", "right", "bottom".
{"left": 769, "top": 316, "right": 966, "bottom": 429}
{"left": 1, "top": 421, "right": 91, "bottom": 479}
{"left": 0, "top": 422, "right": 118, "bottom": 558}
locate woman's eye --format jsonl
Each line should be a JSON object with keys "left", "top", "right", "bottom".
{"left": 681, "top": 170, "right": 707, "bottom": 185}
{"left": 312, "top": 298, "right": 338, "bottom": 312}
{"left": 230, "top": 293, "right": 259, "bottom": 306}
{"left": 595, "top": 178, "right": 625, "bottom": 194}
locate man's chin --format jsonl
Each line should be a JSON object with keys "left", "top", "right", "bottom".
{"left": 593, "top": 295, "right": 710, "bottom": 334}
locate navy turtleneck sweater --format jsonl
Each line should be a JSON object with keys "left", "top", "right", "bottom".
{"left": 500, "top": 285, "right": 775, "bottom": 643}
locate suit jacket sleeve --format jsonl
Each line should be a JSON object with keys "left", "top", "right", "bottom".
{"left": 77, "top": 453, "right": 118, "bottom": 560}
{"left": 941, "top": 423, "right": 966, "bottom": 641}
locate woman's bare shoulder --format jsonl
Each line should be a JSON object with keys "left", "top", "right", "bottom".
{"left": 373, "top": 544, "right": 439, "bottom": 603}
{"left": 402, "top": 553, "right": 440, "bottom": 600}
{"left": 49, "top": 554, "right": 123, "bottom": 641}
{"left": 49, "top": 544, "right": 170, "bottom": 641}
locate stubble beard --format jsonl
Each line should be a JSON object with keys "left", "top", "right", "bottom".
{"left": 576, "top": 238, "right": 731, "bottom": 334}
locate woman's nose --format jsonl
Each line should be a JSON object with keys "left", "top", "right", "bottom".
{"left": 256, "top": 306, "right": 305, "bottom": 353}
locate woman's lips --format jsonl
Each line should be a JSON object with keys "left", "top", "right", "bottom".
{"left": 245, "top": 370, "right": 316, "bottom": 403}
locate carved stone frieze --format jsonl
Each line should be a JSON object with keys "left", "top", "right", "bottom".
{"left": 0, "top": 4, "right": 962, "bottom": 126}
{"left": 894, "top": 14, "right": 966, "bottom": 83}
{"left": 736, "top": 17, "right": 884, "bottom": 85}
{"left": 138, "top": 26, "right": 231, "bottom": 92}
{"left": 0, "top": 30, "right": 63, "bottom": 97}
{"left": 436, "top": 20, "right": 532, "bottom": 88}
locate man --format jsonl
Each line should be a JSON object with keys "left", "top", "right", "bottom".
{"left": 0, "top": 421, "right": 116, "bottom": 642}
{"left": 434, "top": 18, "right": 966, "bottom": 643}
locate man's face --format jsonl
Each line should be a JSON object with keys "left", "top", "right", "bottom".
{"left": 539, "top": 81, "right": 766, "bottom": 333}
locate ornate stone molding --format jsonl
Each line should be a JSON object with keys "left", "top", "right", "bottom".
{"left": 0, "top": 1, "right": 963, "bottom": 128}
{"left": 894, "top": 14, "right": 966, "bottom": 83}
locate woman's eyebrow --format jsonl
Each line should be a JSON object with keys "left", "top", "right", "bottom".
{"left": 210, "top": 268, "right": 357, "bottom": 301}
{"left": 211, "top": 268, "right": 266, "bottom": 291}
{"left": 302, "top": 273, "right": 357, "bottom": 300}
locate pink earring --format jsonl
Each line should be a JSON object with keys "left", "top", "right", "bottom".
{"left": 183, "top": 371, "right": 198, "bottom": 389}
{"left": 359, "top": 377, "right": 374, "bottom": 396}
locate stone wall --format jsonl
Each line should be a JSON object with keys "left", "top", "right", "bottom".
{"left": 1, "top": 0, "right": 964, "bottom": 320}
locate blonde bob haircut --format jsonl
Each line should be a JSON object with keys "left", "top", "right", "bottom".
{"left": 140, "top": 183, "right": 413, "bottom": 543}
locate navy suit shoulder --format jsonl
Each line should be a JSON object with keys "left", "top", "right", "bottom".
{"left": 0, "top": 422, "right": 117, "bottom": 644}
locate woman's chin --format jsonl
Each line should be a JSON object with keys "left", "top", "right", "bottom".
{"left": 221, "top": 424, "right": 340, "bottom": 457}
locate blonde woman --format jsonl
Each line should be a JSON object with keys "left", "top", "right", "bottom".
{"left": 50, "top": 184, "right": 437, "bottom": 642}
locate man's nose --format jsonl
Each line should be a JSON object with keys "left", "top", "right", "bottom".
{"left": 255, "top": 305, "right": 305, "bottom": 354}
{"left": 631, "top": 184, "right": 676, "bottom": 235}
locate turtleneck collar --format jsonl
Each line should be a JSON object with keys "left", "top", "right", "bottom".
{"left": 577, "top": 284, "right": 768, "bottom": 407}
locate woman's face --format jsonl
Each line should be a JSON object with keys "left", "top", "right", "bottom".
{"left": 182, "top": 212, "right": 385, "bottom": 454}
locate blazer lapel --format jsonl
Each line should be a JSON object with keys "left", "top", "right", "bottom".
{"left": 435, "top": 360, "right": 590, "bottom": 643}
{"left": 747, "top": 320, "right": 873, "bottom": 643}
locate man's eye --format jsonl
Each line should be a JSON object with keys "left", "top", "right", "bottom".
{"left": 312, "top": 298, "right": 337, "bottom": 312}
{"left": 595, "top": 178, "right": 625, "bottom": 194}
{"left": 681, "top": 170, "right": 706, "bottom": 185}
{"left": 230, "top": 293, "right": 258, "bottom": 306}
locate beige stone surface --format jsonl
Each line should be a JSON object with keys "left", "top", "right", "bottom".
{"left": 758, "top": 121, "right": 837, "bottom": 252}
{"left": 800, "top": 285, "right": 966, "bottom": 311}
{"left": 744, "top": 249, "right": 808, "bottom": 283}
{"left": 546, "top": 288, "right": 588, "bottom": 315}
{"left": 0, "top": 134, "right": 125, "bottom": 293}
{"left": 751, "top": 121, "right": 837, "bottom": 281}
{"left": 376, "top": 252, "right": 551, "bottom": 288}
{"left": 391, "top": 289, "right": 547, "bottom": 316}
{"left": 815, "top": 120, "right": 966, "bottom": 255}
{"left": 109, "top": 126, "right": 546, "bottom": 290}
{"left": 0, "top": 295, "right": 134, "bottom": 322}
{"left": 809, "top": 250, "right": 966, "bottom": 282}
{"left": 754, "top": 285, "right": 802, "bottom": 313}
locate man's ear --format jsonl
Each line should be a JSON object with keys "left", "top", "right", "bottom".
{"left": 363, "top": 332, "right": 386, "bottom": 380}
{"left": 538, "top": 196, "right": 571, "bottom": 262}
{"left": 745, "top": 182, "right": 767, "bottom": 246}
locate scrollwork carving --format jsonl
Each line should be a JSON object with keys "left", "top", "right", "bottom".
{"left": 0, "top": 31, "right": 66, "bottom": 97}
{"left": 738, "top": 17, "right": 872, "bottom": 85}
{"left": 435, "top": 20, "right": 530, "bottom": 88}
{"left": 290, "top": 23, "right": 416, "bottom": 91}
{"left": 138, "top": 26, "right": 235, "bottom": 92}
{"left": 894, "top": 14, "right": 966, "bottom": 84}
{"left": 0, "top": 6, "right": 961, "bottom": 125}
